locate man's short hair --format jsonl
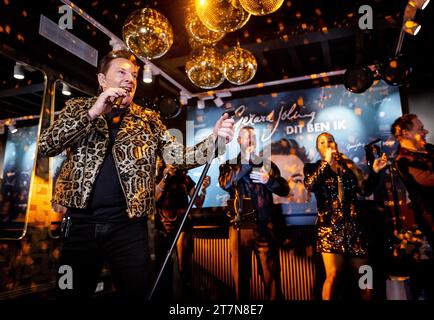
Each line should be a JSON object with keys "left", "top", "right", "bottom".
{"left": 391, "top": 114, "right": 417, "bottom": 139}
{"left": 97, "top": 50, "right": 139, "bottom": 75}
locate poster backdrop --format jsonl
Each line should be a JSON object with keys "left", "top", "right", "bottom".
{"left": 186, "top": 81, "right": 402, "bottom": 214}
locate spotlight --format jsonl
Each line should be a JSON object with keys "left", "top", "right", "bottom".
{"left": 343, "top": 66, "right": 374, "bottom": 94}
{"left": 408, "top": 0, "right": 430, "bottom": 10}
{"left": 404, "top": 4, "right": 417, "bottom": 20}
{"left": 404, "top": 20, "right": 421, "bottom": 35}
{"left": 9, "top": 124, "right": 17, "bottom": 134}
{"left": 180, "top": 93, "right": 189, "bottom": 105}
{"left": 7, "top": 120, "right": 17, "bottom": 134}
{"left": 13, "top": 63, "right": 25, "bottom": 80}
{"left": 395, "top": 4, "right": 421, "bottom": 55}
{"left": 197, "top": 99, "right": 205, "bottom": 110}
{"left": 213, "top": 97, "right": 224, "bottom": 107}
{"left": 381, "top": 55, "right": 411, "bottom": 86}
{"left": 143, "top": 65, "right": 153, "bottom": 83}
{"left": 62, "top": 83, "right": 72, "bottom": 96}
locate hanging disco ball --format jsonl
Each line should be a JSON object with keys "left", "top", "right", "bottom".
{"left": 195, "top": 0, "right": 251, "bottom": 33}
{"left": 188, "top": 37, "right": 203, "bottom": 50}
{"left": 223, "top": 46, "right": 257, "bottom": 85}
{"left": 186, "top": 13, "right": 225, "bottom": 45}
{"left": 123, "top": 8, "right": 173, "bottom": 60}
{"left": 239, "top": 0, "right": 284, "bottom": 16}
{"left": 185, "top": 46, "right": 225, "bottom": 89}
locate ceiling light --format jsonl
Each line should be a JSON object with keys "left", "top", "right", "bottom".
{"left": 13, "top": 63, "right": 25, "bottom": 80}
{"left": 213, "top": 97, "right": 224, "bottom": 107}
{"left": 180, "top": 93, "right": 189, "bottom": 105}
{"left": 404, "top": 4, "right": 417, "bottom": 20}
{"left": 8, "top": 120, "right": 17, "bottom": 134}
{"left": 143, "top": 65, "right": 153, "bottom": 83}
{"left": 381, "top": 55, "right": 411, "bottom": 86}
{"left": 62, "top": 83, "right": 72, "bottom": 96}
{"left": 9, "top": 124, "right": 17, "bottom": 134}
{"left": 404, "top": 20, "right": 422, "bottom": 35}
{"left": 408, "top": 0, "right": 430, "bottom": 10}
{"left": 197, "top": 99, "right": 205, "bottom": 109}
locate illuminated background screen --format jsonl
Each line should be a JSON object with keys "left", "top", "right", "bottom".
{"left": 186, "top": 81, "right": 402, "bottom": 213}
{"left": 0, "top": 125, "right": 37, "bottom": 223}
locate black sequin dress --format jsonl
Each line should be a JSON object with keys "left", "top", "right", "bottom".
{"left": 304, "top": 159, "right": 378, "bottom": 256}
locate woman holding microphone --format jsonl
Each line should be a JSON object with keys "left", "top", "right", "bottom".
{"left": 304, "top": 132, "right": 387, "bottom": 300}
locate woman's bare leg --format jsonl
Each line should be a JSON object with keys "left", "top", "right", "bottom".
{"left": 321, "top": 253, "right": 345, "bottom": 300}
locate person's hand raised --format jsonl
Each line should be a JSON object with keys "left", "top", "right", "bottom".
{"left": 212, "top": 113, "right": 235, "bottom": 144}
{"left": 88, "top": 87, "right": 129, "bottom": 119}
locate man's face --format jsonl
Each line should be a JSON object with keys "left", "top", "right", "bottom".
{"left": 238, "top": 128, "right": 256, "bottom": 154}
{"left": 98, "top": 58, "right": 138, "bottom": 106}
{"left": 403, "top": 118, "right": 429, "bottom": 149}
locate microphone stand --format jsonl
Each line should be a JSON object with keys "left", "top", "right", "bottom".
{"left": 387, "top": 162, "right": 402, "bottom": 233}
{"left": 147, "top": 112, "right": 234, "bottom": 301}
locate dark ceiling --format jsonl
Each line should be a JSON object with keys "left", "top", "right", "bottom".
{"left": 0, "top": 0, "right": 433, "bottom": 119}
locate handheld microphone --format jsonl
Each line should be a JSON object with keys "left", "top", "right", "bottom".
{"left": 162, "top": 173, "right": 170, "bottom": 182}
{"left": 328, "top": 140, "right": 343, "bottom": 162}
{"left": 332, "top": 151, "right": 343, "bottom": 162}
{"left": 367, "top": 138, "right": 382, "bottom": 146}
{"left": 328, "top": 141, "right": 339, "bottom": 154}
{"left": 113, "top": 96, "right": 123, "bottom": 108}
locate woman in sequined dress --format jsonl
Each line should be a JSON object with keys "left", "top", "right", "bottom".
{"left": 304, "top": 132, "right": 387, "bottom": 300}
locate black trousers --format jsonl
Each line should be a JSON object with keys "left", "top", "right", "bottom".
{"left": 56, "top": 218, "right": 149, "bottom": 300}
{"left": 228, "top": 223, "right": 282, "bottom": 301}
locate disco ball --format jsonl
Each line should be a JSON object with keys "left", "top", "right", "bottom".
{"left": 123, "top": 8, "right": 173, "bottom": 60}
{"left": 186, "top": 13, "right": 225, "bottom": 45}
{"left": 239, "top": 0, "right": 284, "bottom": 16}
{"left": 195, "top": 0, "right": 251, "bottom": 33}
{"left": 223, "top": 46, "right": 257, "bottom": 85}
{"left": 185, "top": 46, "right": 225, "bottom": 89}
{"left": 188, "top": 37, "right": 203, "bottom": 50}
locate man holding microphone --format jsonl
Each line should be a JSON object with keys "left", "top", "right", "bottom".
{"left": 38, "top": 50, "right": 235, "bottom": 300}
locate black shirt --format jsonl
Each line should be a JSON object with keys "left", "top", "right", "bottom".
{"left": 69, "top": 108, "right": 129, "bottom": 223}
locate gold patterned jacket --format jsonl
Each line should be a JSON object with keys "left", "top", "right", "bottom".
{"left": 38, "top": 97, "right": 217, "bottom": 218}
